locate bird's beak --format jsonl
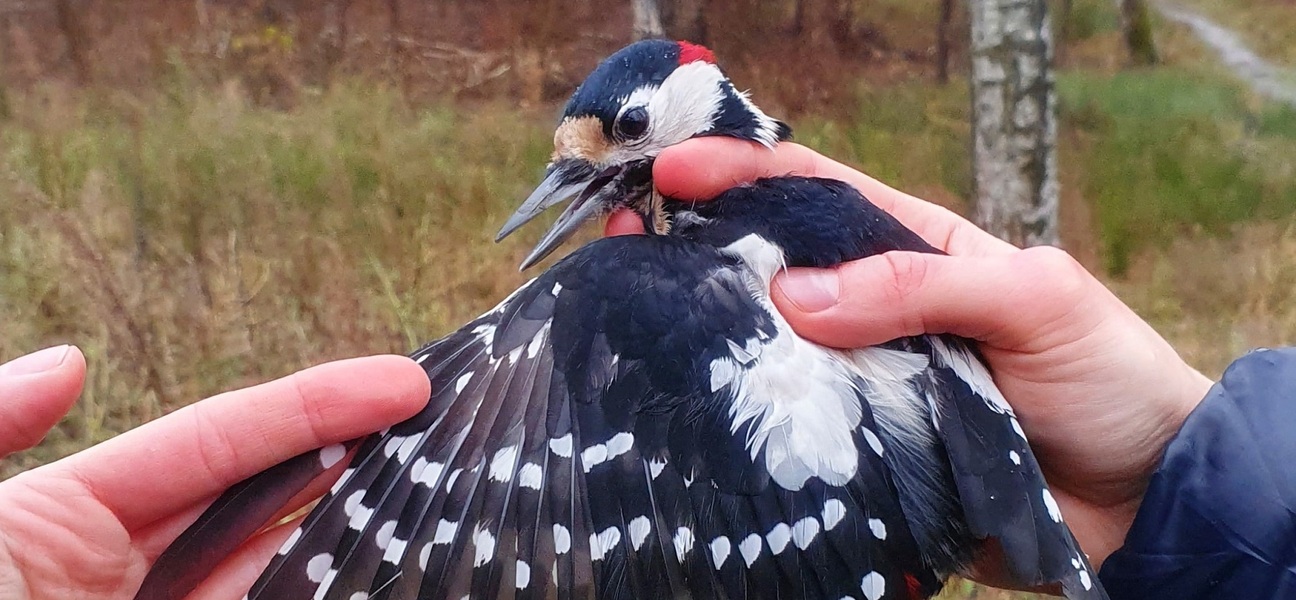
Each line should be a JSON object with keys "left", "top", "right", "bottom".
{"left": 498, "top": 158, "right": 652, "bottom": 270}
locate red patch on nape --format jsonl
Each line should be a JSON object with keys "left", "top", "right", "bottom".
{"left": 677, "top": 41, "right": 716, "bottom": 65}
{"left": 904, "top": 573, "right": 924, "bottom": 600}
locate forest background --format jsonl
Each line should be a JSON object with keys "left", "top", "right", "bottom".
{"left": 2, "top": 2, "right": 1295, "bottom": 596}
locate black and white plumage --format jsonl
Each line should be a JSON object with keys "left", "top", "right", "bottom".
{"left": 137, "top": 41, "right": 1107, "bottom": 600}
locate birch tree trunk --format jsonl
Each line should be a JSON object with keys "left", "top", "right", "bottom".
{"left": 969, "top": 0, "right": 1060, "bottom": 247}
{"left": 632, "top": 0, "right": 665, "bottom": 39}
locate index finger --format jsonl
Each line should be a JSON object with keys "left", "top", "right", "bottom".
{"left": 47, "top": 355, "right": 430, "bottom": 530}
{"left": 652, "top": 138, "right": 1016, "bottom": 257}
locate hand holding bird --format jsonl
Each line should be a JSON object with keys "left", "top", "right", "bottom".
{"left": 626, "top": 136, "right": 1214, "bottom": 572}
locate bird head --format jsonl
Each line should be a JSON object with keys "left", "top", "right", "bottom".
{"left": 497, "top": 39, "right": 791, "bottom": 269}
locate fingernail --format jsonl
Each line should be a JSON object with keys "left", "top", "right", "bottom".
{"left": 775, "top": 268, "right": 840, "bottom": 313}
{"left": 0, "top": 345, "right": 72, "bottom": 377}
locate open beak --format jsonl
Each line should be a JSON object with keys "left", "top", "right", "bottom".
{"left": 497, "top": 158, "right": 652, "bottom": 270}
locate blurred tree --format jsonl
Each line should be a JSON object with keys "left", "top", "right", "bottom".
{"left": 969, "top": 0, "right": 1060, "bottom": 246}
{"left": 633, "top": 0, "right": 665, "bottom": 39}
{"left": 829, "top": 0, "right": 855, "bottom": 51}
{"left": 666, "top": 0, "right": 709, "bottom": 43}
{"left": 388, "top": 0, "right": 406, "bottom": 85}
{"left": 54, "top": 0, "right": 92, "bottom": 84}
{"left": 1055, "top": 0, "right": 1074, "bottom": 64}
{"left": 1119, "top": 0, "right": 1159, "bottom": 65}
{"left": 936, "top": 0, "right": 955, "bottom": 83}
{"left": 0, "top": 17, "right": 9, "bottom": 120}
{"left": 313, "top": 0, "right": 353, "bottom": 86}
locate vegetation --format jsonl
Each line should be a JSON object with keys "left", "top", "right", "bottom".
{"left": 0, "top": 84, "right": 554, "bottom": 474}
{"left": 1, "top": 0, "right": 1295, "bottom": 598}
{"left": 1177, "top": 0, "right": 1296, "bottom": 65}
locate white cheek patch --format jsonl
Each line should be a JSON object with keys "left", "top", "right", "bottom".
{"left": 647, "top": 62, "right": 728, "bottom": 145}
{"left": 604, "top": 62, "right": 784, "bottom": 166}
{"left": 605, "top": 63, "right": 728, "bottom": 165}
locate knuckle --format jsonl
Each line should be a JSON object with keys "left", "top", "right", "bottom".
{"left": 878, "top": 251, "right": 931, "bottom": 336}
{"left": 291, "top": 372, "right": 333, "bottom": 447}
{"left": 1016, "top": 246, "right": 1090, "bottom": 300}
{"left": 880, "top": 251, "right": 931, "bottom": 303}
{"left": 188, "top": 404, "right": 245, "bottom": 485}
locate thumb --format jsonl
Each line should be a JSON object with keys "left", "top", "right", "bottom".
{"left": 769, "top": 247, "right": 1095, "bottom": 350}
{"left": 0, "top": 345, "right": 86, "bottom": 458}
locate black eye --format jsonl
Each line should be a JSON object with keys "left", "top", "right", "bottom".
{"left": 616, "top": 106, "right": 650, "bottom": 140}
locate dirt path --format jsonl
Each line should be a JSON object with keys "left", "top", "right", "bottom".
{"left": 1156, "top": 1, "right": 1296, "bottom": 106}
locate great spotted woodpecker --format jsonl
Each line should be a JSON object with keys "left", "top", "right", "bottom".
{"left": 137, "top": 40, "right": 1109, "bottom": 600}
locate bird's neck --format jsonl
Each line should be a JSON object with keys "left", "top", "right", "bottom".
{"left": 635, "top": 189, "right": 673, "bottom": 236}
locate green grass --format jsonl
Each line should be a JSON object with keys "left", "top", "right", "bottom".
{"left": 1060, "top": 68, "right": 1296, "bottom": 273}
{"left": 783, "top": 65, "right": 1296, "bottom": 276}
{"left": 797, "top": 80, "right": 973, "bottom": 203}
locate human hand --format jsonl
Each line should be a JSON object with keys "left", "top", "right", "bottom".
{"left": 611, "top": 138, "right": 1213, "bottom": 573}
{"left": 0, "top": 346, "right": 429, "bottom": 599}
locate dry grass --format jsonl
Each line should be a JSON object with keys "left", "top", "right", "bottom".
{"left": 1114, "top": 221, "right": 1296, "bottom": 376}
{"left": 0, "top": 82, "right": 558, "bottom": 474}
{"left": 1174, "top": 0, "right": 1296, "bottom": 66}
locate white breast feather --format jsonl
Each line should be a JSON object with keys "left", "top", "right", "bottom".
{"left": 714, "top": 235, "right": 932, "bottom": 491}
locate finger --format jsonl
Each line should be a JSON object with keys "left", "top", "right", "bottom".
{"left": 653, "top": 138, "right": 1015, "bottom": 256}
{"left": 0, "top": 345, "right": 86, "bottom": 457}
{"left": 653, "top": 137, "right": 816, "bottom": 201}
{"left": 603, "top": 208, "right": 645, "bottom": 236}
{"left": 769, "top": 247, "right": 1101, "bottom": 350}
{"left": 185, "top": 515, "right": 306, "bottom": 600}
{"left": 52, "top": 355, "right": 430, "bottom": 531}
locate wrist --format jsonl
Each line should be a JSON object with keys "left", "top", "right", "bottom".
{"left": 1138, "top": 355, "right": 1213, "bottom": 485}
{"left": 1094, "top": 358, "right": 1213, "bottom": 566}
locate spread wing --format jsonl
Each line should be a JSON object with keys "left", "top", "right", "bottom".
{"left": 141, "top": 177, "right": 1108, "bottom": 600}
{"left": 138, "top": 234, "right": 936, "bottom": 600}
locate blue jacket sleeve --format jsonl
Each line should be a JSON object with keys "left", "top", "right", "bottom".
{"left": 1099, "top": 347, "right": 1296, "bottom": 598}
